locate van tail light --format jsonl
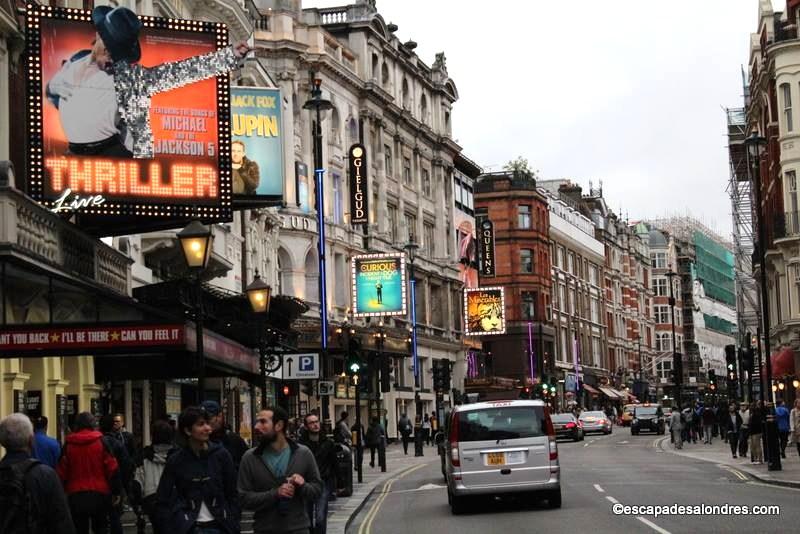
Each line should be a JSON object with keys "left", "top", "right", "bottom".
{"left": 449, "top": 410, "right": 460, "bottom": 467}
{"left": 544, "top": 409, "right": 558, "bottom": 461}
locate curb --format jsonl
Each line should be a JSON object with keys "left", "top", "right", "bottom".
{"left": 657, "top": 436, "right": 800, "bottom": 489}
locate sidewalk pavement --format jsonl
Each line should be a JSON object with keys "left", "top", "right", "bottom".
{"left": 659, "top": 433, "right": 800, "bottom": 488}
{"left": 121, "top": 441, "right": 435, "bottom": 534}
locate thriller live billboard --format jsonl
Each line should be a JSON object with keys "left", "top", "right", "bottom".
{"left": 351, "top": 253, "right": 407, "bottom": 317}
{"left": 25, "top": 5, "right": 236, "bottom": 229}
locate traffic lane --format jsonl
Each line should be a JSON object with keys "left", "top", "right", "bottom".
{"left": 347, "top": 442, "right": 661, "bottom": 534}
{"left": 571, "top": 433, "right": 800, "bottom": 533}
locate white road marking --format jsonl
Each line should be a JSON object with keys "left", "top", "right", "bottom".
{"left": 617, "top": 440, "right": 629, "bottom": 444}
{"left": 605, "top": 495, "right": 620, "bottom": 504}
{"left": 637, "top": 516, "right": 672, "bottom": 534}
{"left": 593, "top": 484, "right": 605, "bottom": 493}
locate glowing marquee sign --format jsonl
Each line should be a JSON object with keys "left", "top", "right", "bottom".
{"left": 25, "top": 5, "right": 233, "bottom": 220}
{"left": 464, "top": 287, "right": 506, "bottom": 336}
{"left": 351, "top": 253, "right": 408, "bottom": 317}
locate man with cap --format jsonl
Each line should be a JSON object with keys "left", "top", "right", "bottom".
{"left": 47, "top": 5, "right": 251, "bottom": 158}
{"left": 201, "top": 400, "right": 249, "bottom": 471}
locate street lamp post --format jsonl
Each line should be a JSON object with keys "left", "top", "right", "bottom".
{"left": 304, "top": 74, "right": 334, "bottom": 432}
{"left": 374, "top": 319, "right": 387, "bottom": 472}
{"left": 746, "top": 132, "right": 781, "bottom": 471}
{"left": 246, "top": 272, "right": 272, "bottom": 408}
{"left": 404, "top": 238, "right": 422, "bottom": 417}
{"left": 177, "top": 220, "right": 213, "bottom": 404}
{"left": 665, "top": 268, "right": 681, "bottom": 408}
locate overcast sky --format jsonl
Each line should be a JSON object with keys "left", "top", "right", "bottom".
{"left": 311, "top": 0, "right": 761, "bottom": 236}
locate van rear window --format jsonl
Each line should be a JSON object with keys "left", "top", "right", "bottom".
{"left": 457, "top": 406, "right": 545, "bottom": 442}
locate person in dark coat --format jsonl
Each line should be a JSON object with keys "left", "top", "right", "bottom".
{"left": 154, "top": 406, "right": 240, "bottom": 534}
{"left": 365, "top": 417, "right": 385, "bottom": 468}
{"left": 201, "top": 400, "right": 249, "bottom": 470}
{"left": 100, "top": 415, "right": 133, "bottom": 534}
{"left": 397, "top": 413, "right": 412, "bottom": 455}
{"left": 0, "top": 413, "right": 75, "bottom": 534}
{"left": 724, "top": 404, "right": 743, "bottom": 458}
{"left": 299, "top": 412, "right": 337, "bottom": 534}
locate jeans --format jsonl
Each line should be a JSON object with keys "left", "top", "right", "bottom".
{"left": 738, "top": 428, "right": 749, "bottom": 457}
{"left": 703, "top": 425, "right": 713, "bottom": 444}
{"left": 308, "top": 479, "right": 332, "bottom": 534}
{"left": 727, "top": 431, "right": 738, "bottom": 456}
{"left": 69, "top": 491, "right": 111, "bottom": 534}
{"left": 369, "top": 445, "right": 377, "bottom": 466}
{"left": 779, "top": 430, "right": 789, "bottom": 458}
{"left": 672, "top": 428, "right": 683, "bottom": 449}
{"left": 401, "top": 434, "right": 410, "bottom": 454}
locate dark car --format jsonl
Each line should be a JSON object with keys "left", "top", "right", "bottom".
{"left": 551, "top": 413, "right": 584, "bottom": 441}
{"left": 631, "top": 404, "right": 665, "bottom": 435}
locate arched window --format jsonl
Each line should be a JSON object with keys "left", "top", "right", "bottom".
{"left": 277, "top": 247, "right": 292, "bottom": 296}
{"left": 347, "top": 117, "right": 358, "bottom": 147}
{"left": 419, "top": 93, "right": 428, "bottom": 124}
{"left": 330, "top": 107, "right": 341, "bottom": 145}
{"left": 401, "top": 78, "right": 409, "bottom": 109}
{"left": 444, "top": 110, "right": 451, "bottom": 134}
{"left": 304, "top": 249, "right": 319, "bottom": 304}
{"left": 381, "top": 62, "right": 390, "bottom": 88}
{"left": 371, "top": 53, "right": 379, "bottom": 81}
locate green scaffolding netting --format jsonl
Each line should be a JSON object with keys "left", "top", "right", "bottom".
{"left": 693, "top": 231, "right": 735, "bottom": 306}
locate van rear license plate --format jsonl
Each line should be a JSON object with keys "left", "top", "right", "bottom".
{"left": 487, "top": 452, "right": 505, "bottom": 465}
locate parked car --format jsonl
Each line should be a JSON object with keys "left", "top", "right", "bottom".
{"left": 578, "top": 411, "right": 613, "bottom": 435}
{"left": 631, "top": 404, "right": 666, "bottom": 435}
{"left": 551, "top": 413, "right": 584, "bottom": 441}
{"left": 444, "top": 399, "right": 561, "bottom": 514}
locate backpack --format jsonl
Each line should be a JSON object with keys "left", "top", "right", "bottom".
{"left": 0, "top": 458, "right": 41, "bottom": 534}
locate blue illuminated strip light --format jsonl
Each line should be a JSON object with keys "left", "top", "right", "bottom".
{"left": 316, "top": 167, "right": 328, "bottom": 349}
{"left": 411, "top": 278, "right": 418, "bottom": 378}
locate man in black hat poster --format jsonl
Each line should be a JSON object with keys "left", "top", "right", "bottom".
{"left": 47, "top": 5, "right": 250, "bottom": 159}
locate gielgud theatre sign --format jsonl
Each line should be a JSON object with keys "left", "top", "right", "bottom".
{"left": 24, "top": 4, "right": 246, "bottom": 226}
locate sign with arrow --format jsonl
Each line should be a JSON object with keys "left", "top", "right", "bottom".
{"left": 281, "top": 353, "right": 319, "bottom": 380}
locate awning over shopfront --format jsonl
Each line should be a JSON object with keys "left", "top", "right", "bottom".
{"left": 599, "top": 386, "right": 624, "bottom": 399}
{"left": 582, "top": 384, "right": 601, "bottom": 395}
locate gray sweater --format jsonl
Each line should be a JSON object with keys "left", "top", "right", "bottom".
{"left": 237, "top": 440, "right": 322, "bottom": 534}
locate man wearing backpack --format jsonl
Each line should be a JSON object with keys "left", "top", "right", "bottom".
{"left": 0, "top": 412, "right": 75, "bottom": 534}
{"left": 397, "top": 413, "right": 412, "bottom": 455}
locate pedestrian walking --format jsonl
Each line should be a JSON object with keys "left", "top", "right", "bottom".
{"left": 725, "top": 404, "right": 743, "bottom": 458}
{"left": 748, "top": 402, "right": 764, "bottom": 464}
{"left": 238, "top": 406, "right": 323, "bottom": 534}
{"left": 31, "top": 415, "right": 61, "bottom": 468}
{"left": 413, "top": 414, "right": 424, "bottom": 457}
{"left": 790, "top": 399, "right": 800, "bottom": 458}
{"left": 350, "top": 419, "right": 365, "bottom": 472}
{"left": 0, "top": 413, "right": 75, "bottom": 534}
{"left": 57, "top": 412, "right": 121, "bottom": 534}
{"left": 422, "top": 414, "right": 432, "bottom": 446}
{"left": 99, "top": 415, "right": 134, "bottom": 534}
{"left": 154, "top": 406, "right": 240, "bottom": 534}
{"left": 775, "top": 399, "right": 790, "bottom": 459}
{"left": 702, "top": 404, "right": 715, "bottom": 444}
{"left": 365, "top": 417, "right": 385, "bottom": 468}
{"left": 299, "top": 412, "right": 336, "bottom": 534}
{"left": 738, "top": 404, "right": 750, "bottom": 458}
{"left": 110, "top": 414, "right": 138, "bottom": 465}
{"left": 201, "top": 400, "right": 249, "bottom": 470}
{"left": 670, "top": 405, "right": 684, "bottom": 450}
{"left": 132, "top": 420, "right": 175, "bottom": 534}
{"left": 398, "top": 413, "right": 412, "bottom": 455}
{"left": 334, "top": 411, "right": 351, "bottom": 447}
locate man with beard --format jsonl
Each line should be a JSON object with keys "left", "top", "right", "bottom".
{"left": 238, "top": 406, "right": 322, "bottom": 534}
{"left": 298, "top": 412, "right": 336, "bottom": 534}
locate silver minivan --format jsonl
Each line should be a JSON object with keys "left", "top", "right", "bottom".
{"left": 444, "top": 399, "right": 561, "bottom": 514}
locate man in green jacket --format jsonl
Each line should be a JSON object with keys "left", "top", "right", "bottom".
{"left": 238, "top": 406, "right": 322, "bottom": 534}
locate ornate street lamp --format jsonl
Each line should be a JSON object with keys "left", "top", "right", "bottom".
{"left": 178, "top": 220, "right": 213, "bottom": 403}
{"left": 403, "top": 237, "right": 421, "bottom": 417}
{"left": 246, "top": 272, "right": 272, "bottom": 314}
{"left": 304, "top": 74, "right": 334, "bottom": 431}
{"left": 246, "top": 272, "right": 273, "bottom": 409}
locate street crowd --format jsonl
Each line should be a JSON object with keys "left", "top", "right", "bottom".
{"left": 668, "top": 399, "right": 800, "bottom": 463}
{"left": 0, "top": 401, "right": 439, "bottom": 534}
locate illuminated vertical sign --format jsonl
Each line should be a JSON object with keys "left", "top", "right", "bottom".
{"left": 349, "top": 144, "right": 368, "bottom": 224}
{"left": 478, "top": 219, "right": 496, "bottom": 277}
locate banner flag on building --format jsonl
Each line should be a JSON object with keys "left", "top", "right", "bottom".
{"left": 464, "top": 287, "right": 506, "bottom": 336}
{"left": 351, "top": 253, "right": 407, "bottom": 317}
{"left": 478, "top": 220, "right": 496, "bottom": 277}
{"left": 230, "top": 86, "right": 284, "bottom": 205}
{"left": 296, "top": 161, "right": 311, "bottom": 213}
{"left": 349, "top": 144, "right": 368, "bottom": 224}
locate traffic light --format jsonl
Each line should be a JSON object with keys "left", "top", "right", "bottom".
{"left": 281, "top": 383, "right": 294, "bottom": 396}
{"left": 433, "top": 359, "right": 451, "bottom": 392}
{"left": 725, "top": 344, "right": 737, "bottom": 381}
{"left": 741, "top": 346, "right": 754, "bottom": 376}
{"left": 708, "top": 369, "right": 716, "bottom": 388}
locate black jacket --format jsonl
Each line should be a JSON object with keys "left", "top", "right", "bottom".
{"left": 154, "top": 442, "right": 240, "bottom": 534}
{"left": 299, "top": 433, "right": 337, "bottom": 483}
{"left": 725, "top": 412, "right": 743, "bottom": 434}
{"left": 103, "top": 432, "right": 133, "bottom": 489}
{"left": 211, "top": 428, "right": 249, "bottom": 471}
{"left": 749, "top": 408, "right": 764, "bottom": 433}
{"left": 0, "top": 451, "right": 76, "bottom": 534}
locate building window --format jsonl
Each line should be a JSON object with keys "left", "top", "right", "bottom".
{"left": 520, "top": 249, "right": 534, "bottom": 273}
{"left": 589, "top": 264, "right": 598, "bottom": 286}
{"left": 333, "top": 173, "right": 343, "bottom": 224}
{"left": 651, "top": 252, "right": 667, "bottom": 269}
{"left": 567, "top": 252, "right": 574, "bottom": 275}
{"left": 387, "top": 203, "right": 398, "bottom": 243}
{"left": 403, "top": 157, "right": 412, "bottom": 185}
{"left": 558, "top": 247, "right": 566, "bottom": 270}
{"left": 592, "top": 336, "right": 601, "bottom": 368}
{"left": 559, "top": 284, "right": 566, "bottom": 312}
{"left": 422, "top": 169, "right": 431, "bottom": 196}
{"left": 653, "top": 277, "right": 667, "bottom": 296}
{"left": 654, "top": 305, "right": 670, "bottom": 324}
{"left": 424, "top": 222, "right": 435, "bottom": 256}
{"left": 591, "top": 296, "right": 600, "bottom": 324}
{"left": 522, "top": 291, "right": 536, "bottom": 320}
{"left": 405, "top": 213, "right": 417, "bottom": 242}
{"left": 794, "top": 265, "right": 800, "bottom": 316}
{"left": 518, "top": 205, "right": 531, "bottom": 229}
{"left": 384, "top": 146, "right": 392, "bottom": 177}
{"left": 655, "top": 332, "right": 671, "bottom": 352}
{"left": 788, "top": 171, "right": 799, "bottom": 234}
{"left": 784, "top": 83, "right": 793, "bottom": 132}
